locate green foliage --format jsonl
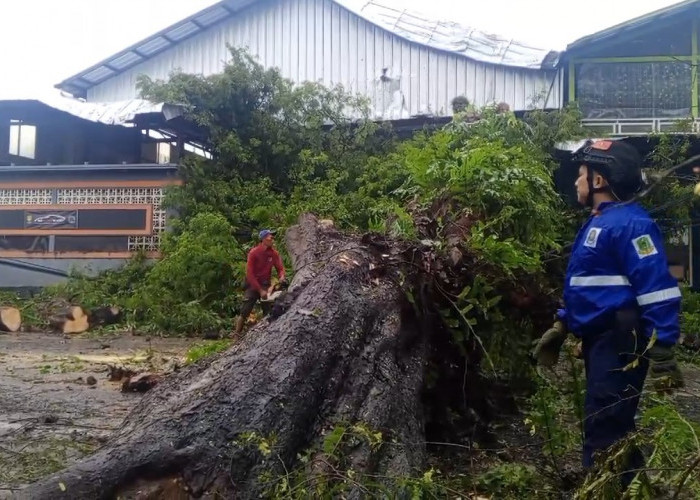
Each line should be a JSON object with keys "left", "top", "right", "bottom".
{"left": 476, "top": 463, "right": 540, "bottom": 499}
{"left": 51, "top": 252, "right": 152, "bottom": 310}
{"left": 14, "top": 213, "right": 244, "bottom": 335}
{"left": 0, "top": 289, "right": 44, "bottom": 329}
{"left": 138, "top": 46, "right": 394, "bottom": 234}
{"left": 126, "top": 212, "right": 244, "bottom": 334}
{"left": 241, "top": 422, "right": 551, "bottom": 499}
{"left": 644, "top": 133, "right": 695, "bottom": 240}
{"left": 524, "top": 336, "right": 699, "bottom": 500}
{"left": 0, "top": 255, "right": 153, "bottom": 332}
{"left": 679, "top": 286, "right": 700, "bottom": 361}
{"left": 234, "top": 431, "right": 278, "bottom": 459}
{"left": 437, "top": 275, "right": 507, "bottom": 368}
{"left": 241, "top": 424, "right": 452, "bottom": 498}
{"left": 185, "top": 339, "right": 233, "bottom": 364}
{"left": 524, "top": 102, "right": 588, "bottom": 155}
{"left": 402, "top": 109, "right": 566, "bottom": 277}
{"left": 576, "top": 401, "right": 700, "bottom": 499}
{"left": 641, "top": 401, "right": 700, "bottom": 468}
{"left": 402, "top": 107, "right": 581, "bottom": 390}
{"left": 525, "top": 347, "right": 585, "bottom": 461}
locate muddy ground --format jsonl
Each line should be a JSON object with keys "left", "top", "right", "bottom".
{"left": 0, "top": 332, "right": 198, "bottom": 498}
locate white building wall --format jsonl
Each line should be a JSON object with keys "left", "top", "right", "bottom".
{"left": 87, "top": 0, "right": 562, "bottom": 118}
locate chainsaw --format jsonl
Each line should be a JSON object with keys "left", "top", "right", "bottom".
{"left": 260, "top": 279, "right": 289, "bottom": 303}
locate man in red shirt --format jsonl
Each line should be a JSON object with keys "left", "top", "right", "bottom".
{"left": 234, "top": 229, "right": 286, "bottom": 336}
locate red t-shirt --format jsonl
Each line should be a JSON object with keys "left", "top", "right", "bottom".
{"left": 246, "top": 244, "right": 284, "bottom": 292}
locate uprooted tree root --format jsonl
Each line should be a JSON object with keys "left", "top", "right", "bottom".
{"left": 19, "top": 214, "right": 557, "bottom": 499}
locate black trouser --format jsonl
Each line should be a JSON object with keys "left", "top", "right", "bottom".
{"left": 239, "top": 283, "right": 272, "bottom": 320}
{"left": 581, "top": 309, "right": 648, "bottom": 488}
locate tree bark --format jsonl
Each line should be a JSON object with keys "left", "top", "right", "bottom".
{"left": 19, "top": 214, "right": 428, "bottom": 500}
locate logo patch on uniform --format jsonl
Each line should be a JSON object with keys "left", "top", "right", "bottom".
{"left": 583, "top": 227, "right": 601, "bottom": 248}
{"left": 632, "top": 234, "right": 658, "bottom": 259}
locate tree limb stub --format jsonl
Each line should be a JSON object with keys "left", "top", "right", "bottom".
{"left": 20, "top": 214, "right": 427, "bottom": 500}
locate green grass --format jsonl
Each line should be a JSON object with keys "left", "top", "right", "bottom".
{"left": 185, "top": 339, "right": 232, "bottom": 364}
{"left": 678, "top": 347, "right": 700, "bottom": 367}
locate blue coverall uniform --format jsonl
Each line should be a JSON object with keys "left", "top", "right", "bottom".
{"left": 557, "top": 201, "right": 681, "bottom": 474}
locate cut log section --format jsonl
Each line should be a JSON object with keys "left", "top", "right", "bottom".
{"left": 45, "top": 305, "right": 122, "bottom": 335}
{"left": 49, "top": 306, "right": 89, "bottom": 335}
{"left": 61, "top": 306, "right": 86, "bottom": 321}
{"left": 0, "top": 306, "right": 21, "bottom": 332}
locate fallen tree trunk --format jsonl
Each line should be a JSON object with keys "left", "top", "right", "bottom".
{"left": 0, "top": 306, "right": 21, "bottom": 332}
{"left": 20, "top": 214, "right": 430, "bottom": 499}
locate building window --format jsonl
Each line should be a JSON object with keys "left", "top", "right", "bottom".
{"left": 156, "top": 142, "right": 171, "bottom": 164}
{"left": 8, "top": 120, "right": 37, "bottom": 159}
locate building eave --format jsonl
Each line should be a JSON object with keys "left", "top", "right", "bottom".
{"left": 55, "top": 0, "right": 256, "bottom": 98}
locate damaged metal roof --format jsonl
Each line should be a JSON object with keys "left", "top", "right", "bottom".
{"left": 343, "top": 0, "right": 559, "bottom": 69}
{"left": 55, "top": 0, "right": 558, "bottom": 97}
{"left": 0, "top": 93, "right": 183, "bottom": 127}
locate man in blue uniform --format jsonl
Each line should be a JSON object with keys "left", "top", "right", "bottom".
{"left": 532, "top": 139, "right": 684, "bottom": 486}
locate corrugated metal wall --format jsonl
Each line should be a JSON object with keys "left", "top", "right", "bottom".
{"left": 87, "top": 0, "right": 562, "bottom": 118}
{"left": 0, "top": 259, "right": 131, "bottom": 288}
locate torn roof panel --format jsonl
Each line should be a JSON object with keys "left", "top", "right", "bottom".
{"left": 55, "top": 0, "right": 559, "bottom": 97}
{"left": 341, "top": 0, "right": 558, "bottom": 69}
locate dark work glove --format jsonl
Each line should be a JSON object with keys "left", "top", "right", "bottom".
{"left": 530, "top": 321, "right": 567, "bottom": 367}
{"left": 648, "top": 344, "right": 684, "bottom": 393}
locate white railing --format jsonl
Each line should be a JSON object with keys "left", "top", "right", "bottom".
{"left": 581, "top": 118, "right": 700, "bottom": 136}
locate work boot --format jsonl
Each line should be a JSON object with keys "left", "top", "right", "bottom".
{"left": 233, "top": 316, "right": 245, "bottom": 339}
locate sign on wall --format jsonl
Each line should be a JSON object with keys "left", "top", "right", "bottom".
{"left": 24, "top": 210, "right": 78, "bottom": 229}
{"left": 0, "top": 204, "right": 152, "bottom": 235}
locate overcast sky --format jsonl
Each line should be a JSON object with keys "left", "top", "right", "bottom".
{"left": 0, "top": 0, "right": 684, "bottom": 98}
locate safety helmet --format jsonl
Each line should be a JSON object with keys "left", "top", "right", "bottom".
{"left": 571, "top": 139, "right": 643, "bottom": 205}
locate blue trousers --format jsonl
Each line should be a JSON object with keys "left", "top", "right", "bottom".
{"left": 582, "top": 322, "right": 648, "bottom": 486}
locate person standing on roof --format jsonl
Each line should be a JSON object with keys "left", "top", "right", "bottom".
{"left": 531, "top": 139, "right": 684, "bottom": 488}
{"left": 234, "top": 229, "right": 286, "bottom": 336}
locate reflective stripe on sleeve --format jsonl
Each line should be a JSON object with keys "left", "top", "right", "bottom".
{"left": 636, "top": 287, "right": 682, "bottom": 306}
{"left": 570, "top": 275, "right": 631, "bottom": 287}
